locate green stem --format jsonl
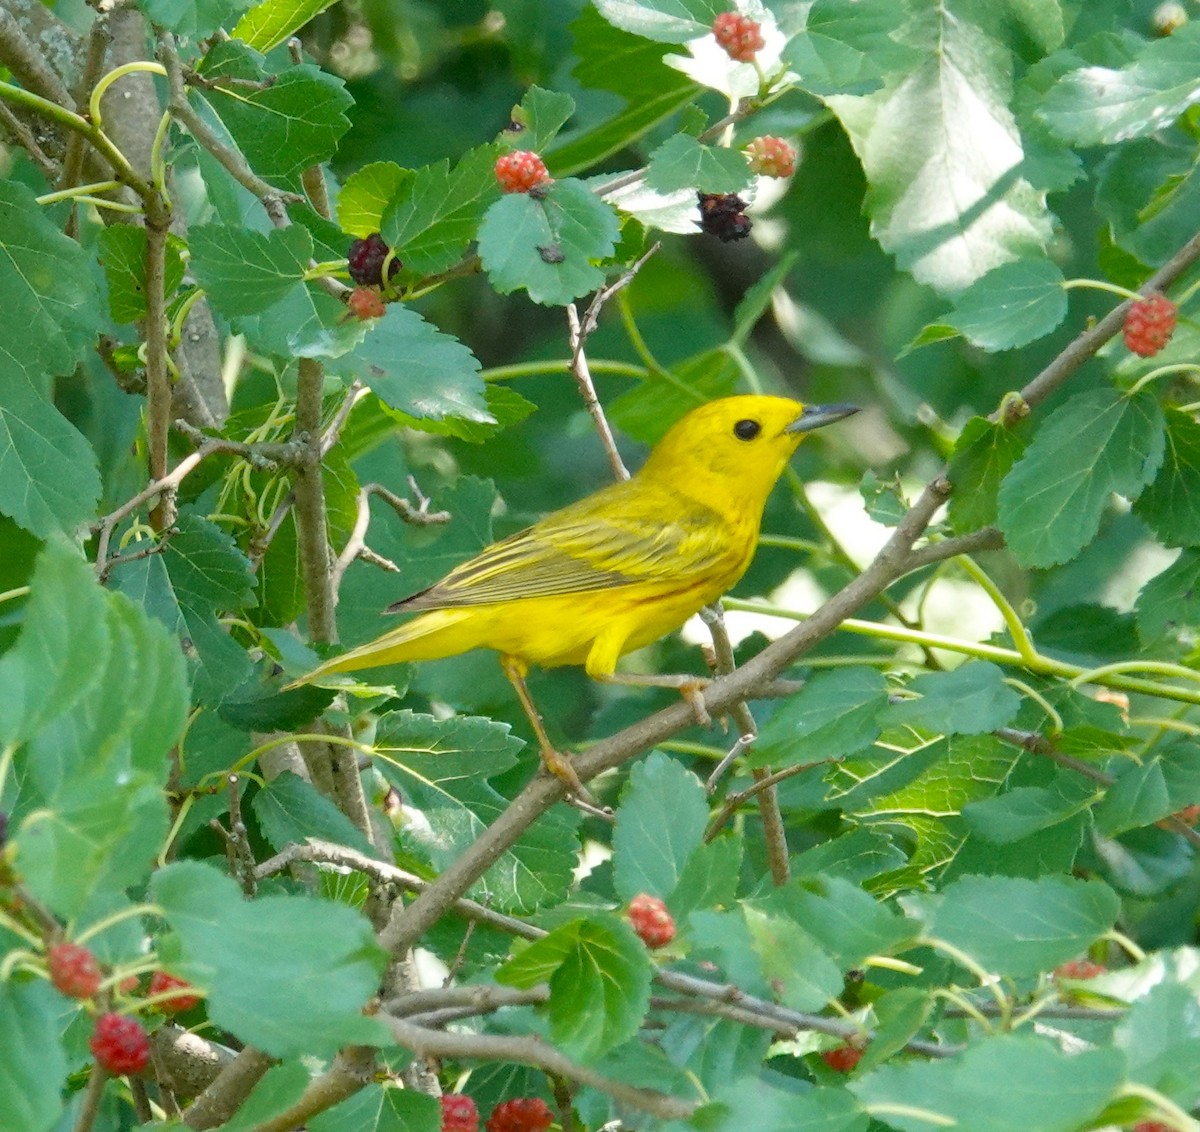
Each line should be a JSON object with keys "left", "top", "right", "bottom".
{"left": 721, "top": 597, "right": 1200, "bottom": 708}
{"left": 1127, "top": 362, "right": 1200, "bottom": 397}
{"left": 1061, "top": 278, "right": 1143, "bottom": 302}
{"left": 90, "top": 61, "right": 168, "bottom": 132}
{"left": 35, "top": 181, "right": 121, "bottom": 205}
{"left": 955, "top": 555, "right": 1038, "bottom": 666}
{"left": 481, "top": 359, "right": 648, "bottom": 383}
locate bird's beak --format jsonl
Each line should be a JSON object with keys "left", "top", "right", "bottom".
{"left": 785, "top": 403, "right": 861, "bottom": 434}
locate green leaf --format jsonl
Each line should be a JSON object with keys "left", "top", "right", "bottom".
{"left": 1116, "top": 980, "right": 1200, "bottom": 1109}
{"left": 498, "top": 914, "right": 652, "bottom": 1061}
{"left": 946, "top": 416, "right": 1026, "bottom": 535}
{"left": 997, "top": 387, "right": 1165, "bottom": 568}
{"left": 373, "top": 711, "right": 579, "bottom": 914}
{"left": 784, "top": 0, "right": 919, "bottom": 97}
{"left": 644, "top": 134, "right": 752, "bottom": 194}
{"left": 386, "top": 383, "right": 537, "bottom": 444}
{"left": 1039, "top": 22, "right": 1200, "bottom": 146}
{"left": 152, "top": 860, "right": 389, "bottom": 1056}
{"left": 189, "top": 223, "right": 313, "bottom": 315}
{"left": 669, "top": 833, "right": 742, "bottom": 921}
{"left": 859, "top": 469, "right": 908, "bottom": 526}
{"left": 612, "top": 750, "right": 707, "bottom": 902}
{"left": 926, "top": 874, "right": 1120, "bottom": 977}
{"left": 703, "top": 1078, "right": 868, "bottom": 1132}
{"left": 381, "top": 146, "right": 501, "bottom": 277}
{"left": 142, "top": 0, "right": 254, "bottom": 40}
{"left": 0, "top": 539, "right": 108, "bottom": 747}
{"left": 252, "top": 770, "right": 376, "bottom": 856}
{"left": 97, "top": 225, "right": 188, "bottom": 323}
{"left": 0, "top": 180, "right": 103, "bottom": 386}
{"left": 217, "top": 1062, "right": 311, "bottom": 1132}
{"left": 607, "top": 350, "right": 733, "bottom": 443}
{"left": 478, "top": 178, "right": 620, "bottom": 305}
{"left": 743, "top": 905, "right": 844, "bottom": 1011}
{"left": 1133, "top": 409, "right": 1200, "bottom": 547}
{"left": 0, "top": 981, "right": 67, "bottom": 1132}
{"left": 943, "top": 258, "right": 1068, "bottom": 350}
{"left": 196, "top": 64, "right": 352, "bottom": 184}
{"left": 338, "top": 162, "right": 412, "bottom": 238}
{"left": 0, "top": 372, "right": 100, "bottom": 540}
{"left": 162, "top": 512, "right": 256, "bottom": 703}
{"left": 509, "top": 86, "right": 576, "bottom": 152}
{"left": 884, "top": 663, "right": 1021, "bottom": 736}
{"left": 233, "top": 0, "right": 341, "bottom": 52}
{"left": 827, "top": 3, "right": 1052, "bottom": 294}
{"left": 1096, "top": 740, "right": 1200, "bottom": 836}
{"left": 1137, "top": 549, "right": 1200, "bottom": 641}
{"left": 591, "top": 0, "right": 721, "bottom": 44}
{"left": 850, "top": 1034, "right": 1120, "bottom": 1132}
{"left": 312, "top": 1086, "right": 440, "bottom": 1132}
{"left": 780, "top": 876, "right": 917, "bottom": 968}
{"left": 329, "top": 304, "right": 489, "bottom": 423}
{"left": 963, "top": 773, "right": 1100, "bottom": 844}
{"left": 748, "top": 667, "right": 888, "bottom": 769}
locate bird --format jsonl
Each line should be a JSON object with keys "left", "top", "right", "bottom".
{"left": 296, "top": 395, "right": 858, "bottom": 797}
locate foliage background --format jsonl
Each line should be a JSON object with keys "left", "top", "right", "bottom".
{"left": 3, "top": 0, "right": 1200, "bottom": 1129}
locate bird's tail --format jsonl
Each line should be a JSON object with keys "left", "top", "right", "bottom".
{"left": 285, "top": 608, "right": 475, "bottom": 687}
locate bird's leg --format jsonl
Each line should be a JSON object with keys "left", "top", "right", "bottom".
{"left": 597, "top": 671, "right": 712, "bottom": 727}
{"left": 500, "top": 654, "right": 597, "bottom": 805}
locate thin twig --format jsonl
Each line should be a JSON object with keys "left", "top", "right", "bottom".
{"left": 60, "top": 14, "right": 112, "bottom": 200}
{"left": 73, "top": 1066, "right": 107, "bottom": 1132}
{"left": 156, "top": 31, "right": 302, "bottom": 226}
{"left": 0, "top": 100, "right": 58, "bottom": 179}
{"left": 144, "top": 208, "right": 174, "bottom": 528}
{"left": 705, "top": 756, "right": 841, "bottom": 842}
{"left": 385, "top": 1016, "right": 697, "bottom": 1120}
{"left": 319, "top": 378, "right": 365, "bottom": 457}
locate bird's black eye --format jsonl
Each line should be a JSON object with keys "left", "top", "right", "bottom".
{"left": 733, "top": 418, "right": 761, "bottom": 441}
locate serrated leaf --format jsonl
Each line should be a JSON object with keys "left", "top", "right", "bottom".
{"left": 252, "top": 770, "right": 376, "bottom": 856}
{"left": 0, "top": 372, "right": 100, "bottom": 540}
{"left": 780, "top": 876, "right": 917, "bottom": 967}
{"left": 338, "top": 161, "right": 413, "bottom": 238}
{"left": 850, "top": 1035, "right": 1120, "bottom": 1132}
{"left": 1116, "top": 981, "right": 1200, "bottom": 1110}
{"left": 784, "top": 0, "right": 918, "bottom": 97}
{"left": 859, "top": 469, "right": 908, "bottom": 526}
{"left": 997, "top": 387, "right": 1165, "bottom": 568}
{"left": 644, "top": 134, "right": 751, "bottom": 194}
{"left": 143, "top": 0, "right": 254, "bottom": 39}
{"left": 0, "top": 539, "right": 108, "bottom": 747}
{"left": 884, "top": 663, "right": 1021, "bottom": 736}
{"left": 743, "top": 905, "right": 843, "bottom": 1011}
{"left": 478, "top": 178, "right": 620, "bottom": 305}
{"left": 925, "top": 874, "right": 1120, "bottom": 977}
{"left": 509, "top": 86, "right": 576, "bottom": 152}
{"left": 329, "top": 304, "right": 489, "bottom": 423}
{"left": 152, "top": 860, "right": 389, "bottom": 1055}
{"left": 1038, "top": 22, "right": 1200, "bottom": 146}
{"left": 591, "top": 0, "right": 721, "bottom": 44}
{"left": 748, "top": 667, "right": 888, "bottom": 769}
{"left": 1097, "top": 740, "right": 1200, "bottom": 836}
{"left": 943, "top": 257, "right": 1068, "bottom": 350}
{"left": 97, "top": 225, "right": 188, "bottom": 323}
{"left": 311, "top": 1086, "right": 439, "bottom": 1132}
{"left": 1133, "top": 409, "right": 1200, "bottom": 547}
{"left": 705, "top": 1077, "right": 868, "bottom": 1132}
{"left": 963, "top": 773, "right": 1100, "bottom": 844}
{"left": 381, "top": 146, "right": 500, "bottom": 276}
{"left": 946, "top": 416, "right": 1025, "bottom": 535}
{"left": 189, "top": 223, "right": 313, "bottom": 315}
{"left": 826, "top": 4, "right": 1052, "bottom": 294}
{"left": 234, "top": 0, "right": 340, "bottom": 52}
{"left": 498, "top": 915, "right": 652, "bottom": 1061}
{"left": 669, "top": 833, "right": 742, "bottom": 921}
{"left": 1137, "top": 549, "right": 1200, "bottom": 642}
{"left": 0, "top": 981, "right": 67, "bottom": 1132}
{"left": 386, "top": 383, "right": 536, "bottom": 444}
{"left": 612, "top": 750, "right": 707, "bottom": 901}
{"left": 0, "top": 180, "right": 103, "bottom": 386}
{"left": 196, "top": 65, "right": 352, "bottom": 184}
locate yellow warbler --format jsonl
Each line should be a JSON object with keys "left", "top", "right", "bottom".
{"left": 300, "top": 395, "right": 857, "bottom": 793}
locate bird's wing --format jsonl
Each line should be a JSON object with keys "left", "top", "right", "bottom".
{"left": 391, "top": 483, "right": 733, "bottom": 612}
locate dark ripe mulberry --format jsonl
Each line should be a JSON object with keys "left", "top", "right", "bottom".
{"left": 698, "top": 192, "right": 753, "bottom": 242}
{"left": 347, "top": 233, "right": 400, "bottom": 286}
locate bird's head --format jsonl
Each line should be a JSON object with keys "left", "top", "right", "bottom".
{"left": 638, "top": 394, "right": 859, "bottom": 515}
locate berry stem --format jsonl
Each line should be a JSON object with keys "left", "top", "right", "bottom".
{"left": 1126, "top": 362, "right": 1200, "bottom": 397}
{"left": 75, "top": 903, "right": 163, "bottom": 946}
{"left": 1060, "top": 278, "right": 1144, "bottom": 302}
